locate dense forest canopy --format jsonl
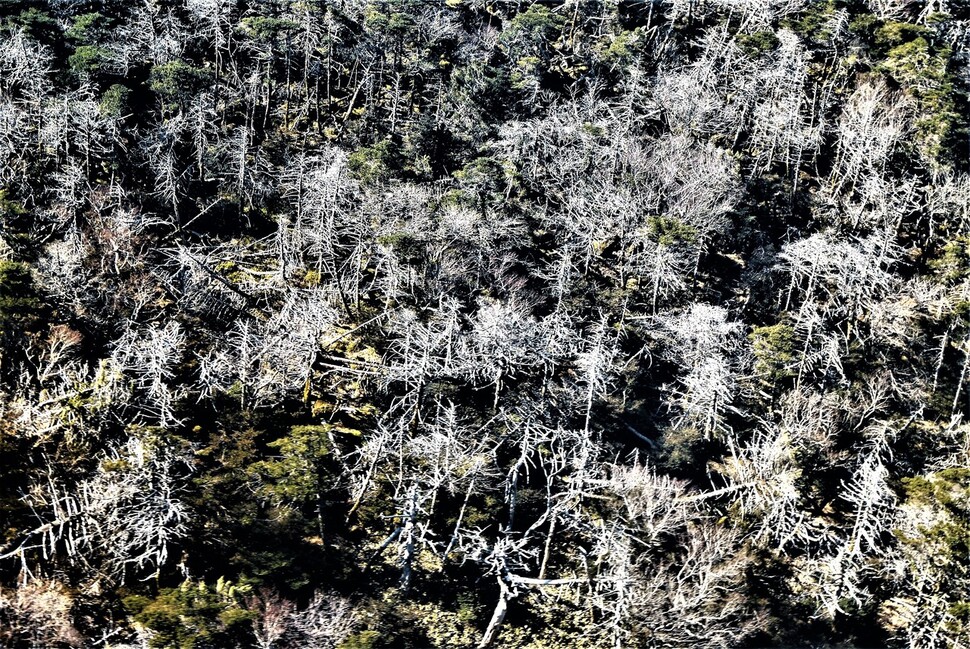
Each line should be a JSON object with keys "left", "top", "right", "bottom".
{"left": 1, "top": 0, "right": 970, "bottom": 647}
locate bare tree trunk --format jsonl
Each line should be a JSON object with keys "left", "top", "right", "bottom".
{"left": 443, "top": 477, "right": 477, "bottom": 563}
{"left": 400, "top": 485, "right": 418, "bottom": 593}
{"left": 478, "top": 576, "right": 511, "bottom": 649}
{"left": 538, "top": 513, "right": 556, "bottom": 580}
{"left": 931, "top": 327, "right": 951, "bottom": 397}
{"left": 952, "top": 335, "right": 970, "bottom": 418}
